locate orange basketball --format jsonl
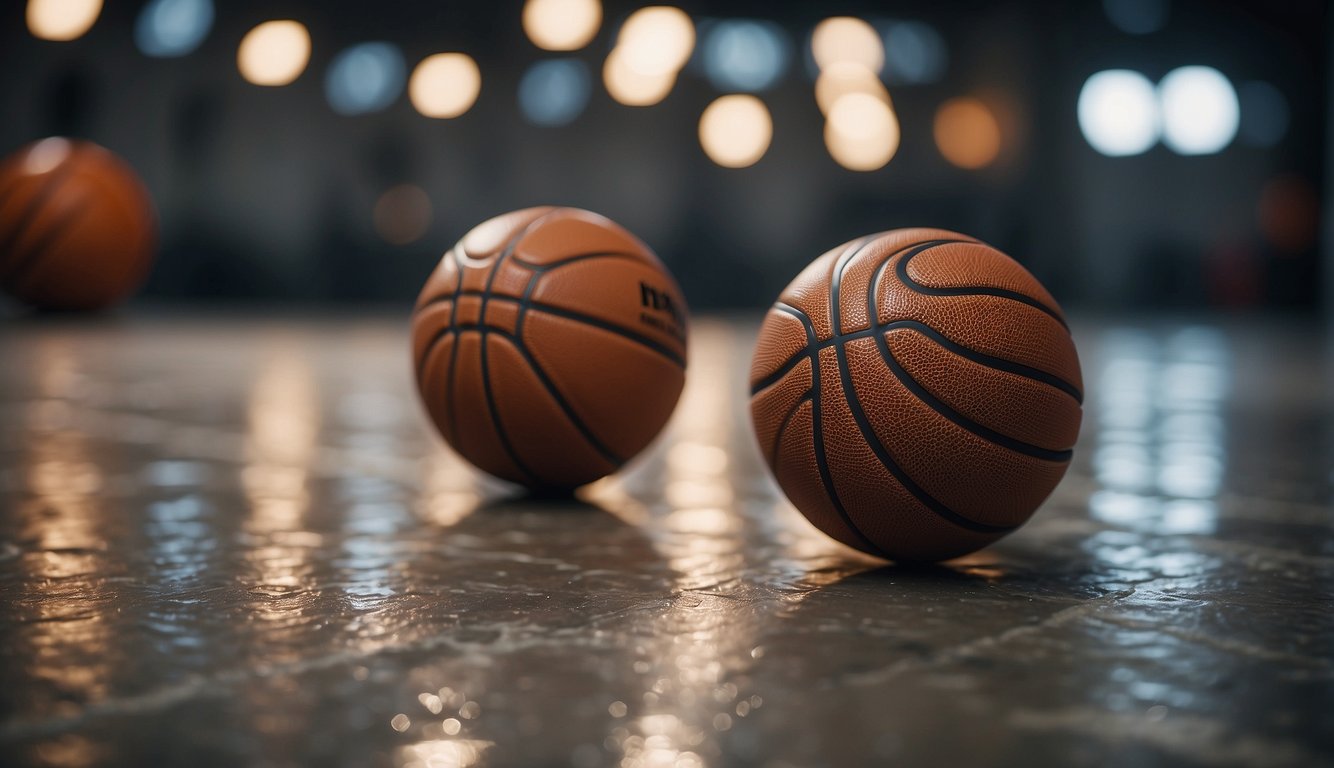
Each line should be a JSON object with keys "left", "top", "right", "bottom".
{"left": 0, "top": 138, "right": 156, "bottom": 310}
{"left": 749, "top": 229, "right": 1083, "bottom": 562}
{"left": 411, "top": 207, "right": 689, "bottom": 489}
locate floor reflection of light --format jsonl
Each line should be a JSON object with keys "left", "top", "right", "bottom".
{"left": 14, "top": 339, "right": 115, "bottom": 745}
{"left": 598, "top": 321, "right": 765, "bottom": 768}
{"left": 1090, "top": 328, "right": 1228, "bottom": 535}
{"left": 243, "top": 350, "right": 318, "bottom": 533}
{"left": 238, "top": 348, "right": 322, "bottom": 672}
{"left": 418, "top": 447, "right": 483, "bottom": 528}
{"left": 396, "top": 738, "right": 493, "bottom": 768}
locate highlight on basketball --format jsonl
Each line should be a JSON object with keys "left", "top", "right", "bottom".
{"left": 0, "top": 2, "right": 1328, "bottom": 767}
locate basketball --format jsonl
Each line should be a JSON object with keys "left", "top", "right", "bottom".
{"left": 749, "top": 229, "right": 1083, "bottom": 561}
{"left": 0, "top": 138, "right": 156, "bottom": 310}
{"left": 411, "top": 206, "right": 689, "bottom": 489}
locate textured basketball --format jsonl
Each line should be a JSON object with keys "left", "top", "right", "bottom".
{"left": 0, "top": 138, "right": 156, "bottom": 310}
{"left": 750, "top": 229, "right": 1083, "bottom": 562}
{"left": 412, "top": 207, "right": 689, "bottom": 489}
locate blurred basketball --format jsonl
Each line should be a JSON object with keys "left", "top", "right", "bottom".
{"left": 749, "top": 229, "right": 1083, "bottom": 561}
{"left": 412, "top": 206, "right": 688, "bottom": 489}
{"left": 0, "top": 138, "right": 156, "bottom": 310}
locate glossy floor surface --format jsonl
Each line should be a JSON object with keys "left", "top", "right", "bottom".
{"left": 0, "top": 315, "right": 1331, "bottom": 768}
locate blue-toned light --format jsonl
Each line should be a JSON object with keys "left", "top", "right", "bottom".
{"left": 882, "top": 20, "right": 947, "bottom": 85}
{"left": 135, "top": 0, "right": 213, "bottom": 58}
{"left": 700, "top": 19, "right": 789, "bottom": 92}
{"left": 517, "top": 59, "right": 591, "bottom": 126}
{"left": 1237, "top": 81, "right": 1288, "bottom": 148}
{"left": 325, "top": 42, "right": 407, "bottom": 116}
{"left": 1103, "top": 0, "right": 1169, "bottom": 35}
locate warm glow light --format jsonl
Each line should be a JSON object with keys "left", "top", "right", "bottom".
{"left": 814, "top": 61, "right": 887, "bottom": 115}
{"left": 27, "top": 0, "right": 103, "bottom": 41}
{"left": 825, "top": 92, "right": 900, "bottom": 171}
{"left": 934, "top": 97, "right": 1002, "bottom": 169}
{"left": 810, "top": 16, "right": 883, "bottom": 73}
{"left": 603, "top": 47, "right": 677, "bottom": 106}
{"left": 409, "top": 53, "right": 481, "bottom": 118}
{"left": 374, "top": 185, "right": 432, "bottom": 245}
{"left": 616, "top": 6, "right": 695, "bottom": 76}
{"left": 698, "top": 95, "right": 772, "bottom": 168}
{"left": 237, "top": 20, "right": 311, "bottom": 86}
{"left": 523, "top": 0, "right": 601, "bottom": 51}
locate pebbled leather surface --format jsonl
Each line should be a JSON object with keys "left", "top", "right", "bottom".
{"left": 0, "top": 139, "right": 156, "bottom": 310}
{"left": 750, "top": 228, "right": 1084, "bottom": 561}
{"left": 412, "top": 207, "right": 688, "bottom": 489}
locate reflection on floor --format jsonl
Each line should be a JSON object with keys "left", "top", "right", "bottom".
{"left": 0, "top": 315, "right": 1330, "bottom": 767}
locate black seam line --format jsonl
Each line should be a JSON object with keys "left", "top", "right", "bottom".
{"left": 771, "top": 302, "right": 892, "bottom": 557}
{"left": 415, "top": 252, "right": 645, "bottom": 306}
{"left": 414, "top": 293, "right": 685, "bottom": 369}
{"left": 527, "top": 303, "right": 685, "bottom": 368}
{"left": 510, "top": 250, "right": 645, "bottom": 271}
{"left": 896, "top": 239, "right": 1070, "bottom": 330}
{"left": 825, "top": 247, "right": 1019, "bottom": 535}
{"left": 479, "top": 331, "right": 542, "bottom": 486}
{"left": 749, "top": 238, "right": 952, "bottom": 396}
{"left": 829, "top": 236, "right": 878, "bottom": 337}
{"left": 441, "top": 248, "right": 466, "bottom": 448}
{"left": 513, "top": 264, "right": 623, "bottom": 467}
{"left": 2, "top": 192, "right": 89, "bottom": 292}
{"left": 418, "top": 293, "right": 625, "bottom": 468}
{"left": 475, "top": 212, "right": 558, "bottom": 485}
{"left": 828, "top": 245, "right": 1016, "bottom": 533}
{"left": 749, "top": 237, "right": 1080, "bottom": 401}
{"left": 420, "top": 213, "right": 553, "bottom": 445}
{"left": 868, "top": 259, "right": 1072, "bottom": 462}
{"left": 0, "top": 165, "right": 76, "bottom": 284}
{"left": 768, "top": 391, "right": 813, "bottom": 469}
{"left": 750, "top": 320, "right": 1083, "bottom": 404}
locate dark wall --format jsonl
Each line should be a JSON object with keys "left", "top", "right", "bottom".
{"left": 0, "top": 0, "right": 1325, "bottom": 311}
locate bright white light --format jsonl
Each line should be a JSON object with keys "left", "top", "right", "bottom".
{"left": 700, "top": 20, "right": 788, "bottom": 92}
{"left": 698, "top": 94, "right": 772, "bottom": 168}
{"left": 1077, "top": 69, "right": 1158, "bottom": 157}
{"left": 518, "top": 59, "right": 591, "bottom": 126}
{"left": 325, "top": 42, "right": 406, "bottom": 115}
{"left": 135, "top": 0, "right": 213, "bottom": 57}
{"left": 1158, "top": 66, "right": 1239, "bottom": 155}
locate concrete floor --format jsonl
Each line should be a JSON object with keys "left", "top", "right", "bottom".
{"left": 0, "top": 314, "right": 1330, "bottom": 767}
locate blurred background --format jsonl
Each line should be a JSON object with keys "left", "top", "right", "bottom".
{"left": 0, "top": 0, "right": 1326, "bottom": 313}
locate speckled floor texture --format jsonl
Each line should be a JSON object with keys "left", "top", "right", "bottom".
{"left": 0, "top": 314, "right": 1330, "bottom": 768}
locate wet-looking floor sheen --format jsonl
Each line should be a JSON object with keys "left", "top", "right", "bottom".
{"left": 0, "top": 315, "right": 1330, "bottom": 767}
